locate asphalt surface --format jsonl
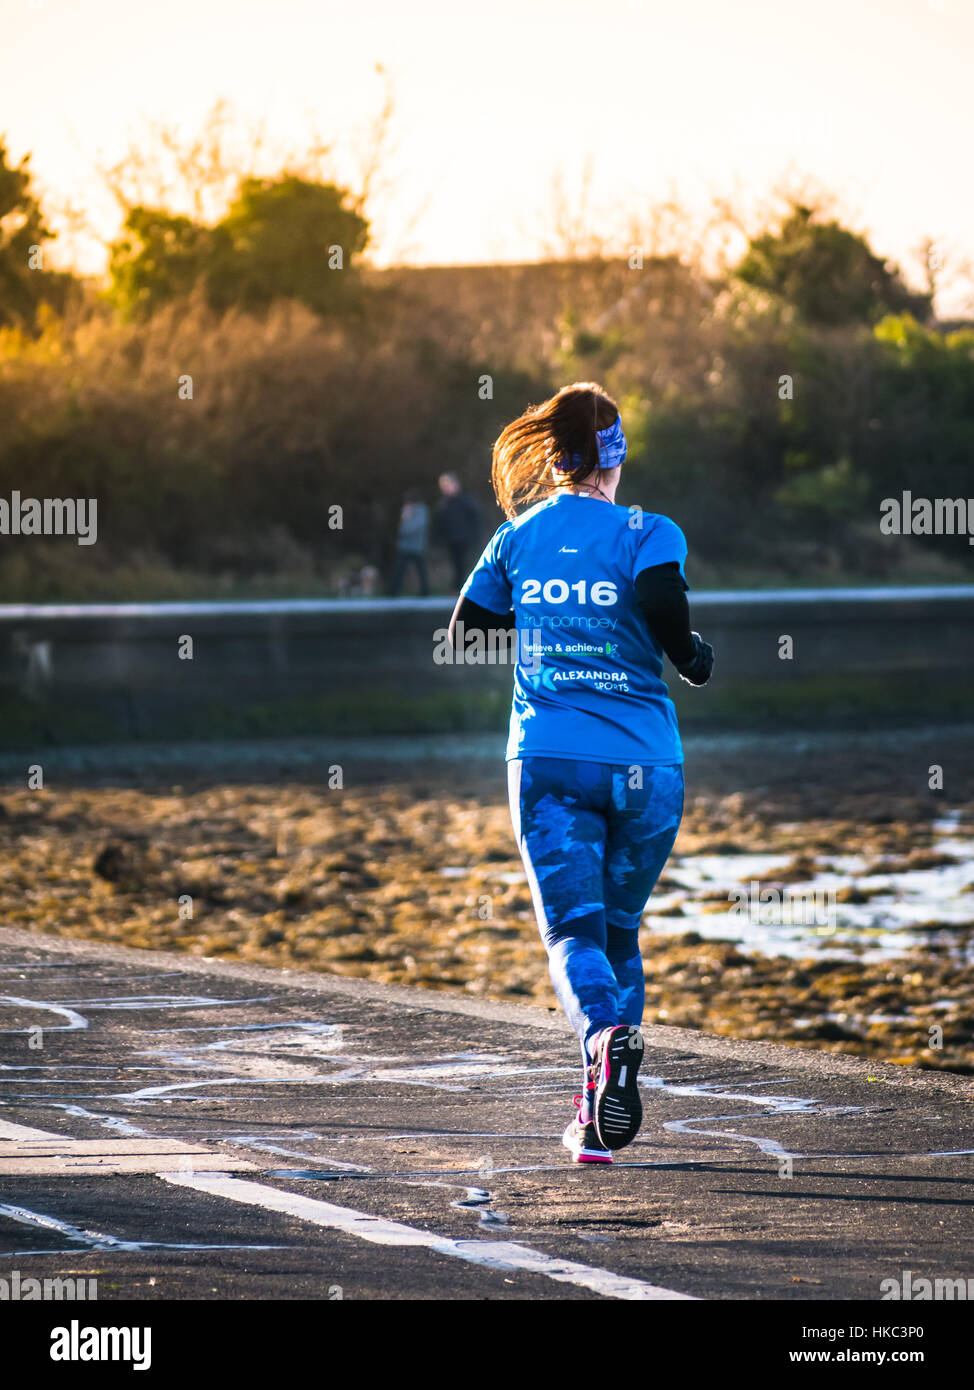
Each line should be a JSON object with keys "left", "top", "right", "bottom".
{"left": 1, "top": 926, "right": 972, "bottom": 1302}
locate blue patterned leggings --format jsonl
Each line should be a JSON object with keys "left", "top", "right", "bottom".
{"left": 508, "top": 757, "right": 684, "bottom": 1066}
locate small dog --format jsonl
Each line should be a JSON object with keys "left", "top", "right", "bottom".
{"left": 336, "top": 564, "right": 380, "bottom": 598}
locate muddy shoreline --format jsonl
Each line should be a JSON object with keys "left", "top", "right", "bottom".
{"left": 2, "top": 728, "right": 972, "bottom": 1073}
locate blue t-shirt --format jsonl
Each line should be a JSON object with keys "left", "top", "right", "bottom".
{"left": 461, "top": 493, "right": 688, "bottom": 765}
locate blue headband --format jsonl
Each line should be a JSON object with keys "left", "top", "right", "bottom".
{"left": 552, "top": 415, "right": 628, "bottom": 471}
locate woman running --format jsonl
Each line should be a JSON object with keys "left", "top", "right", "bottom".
{"left": 449, "top": 382, "right": 714, "bottom": 1164}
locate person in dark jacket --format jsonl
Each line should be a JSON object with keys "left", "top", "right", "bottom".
{"left": 433, "top": 473, "right": 484, "bottom": 590}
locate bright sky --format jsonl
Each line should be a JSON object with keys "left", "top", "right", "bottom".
{"left": 2, "top": 0, "right": 972, "bottom": 305}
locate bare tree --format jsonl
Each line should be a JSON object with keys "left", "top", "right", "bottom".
{"left": 349, "top": 63, "right": 396, "bottom": 217}
{"left": 534, "top": 159, "right": 614, "bottom": 262}
{"left": 910, "top": 236, "right": 974, "bottom": 320}
{"left": 94, "top": 98, "right": 336, "bottom": 226}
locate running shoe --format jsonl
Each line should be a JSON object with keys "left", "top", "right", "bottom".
{"left": 562, "top": 1081, "right": 612, "bottom": 1164}
{"left": 591, "top": 1024, "right": 644, "bottom": 1150}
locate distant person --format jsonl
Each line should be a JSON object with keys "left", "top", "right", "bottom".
{"left": 433, "top": 473, "right": 484, "bottom": 590}
{"left": 448, "top": 382, "right": 714, "bottom": 1165}
{"left": 390, "top": 490, "right": 430, "bottom": 596}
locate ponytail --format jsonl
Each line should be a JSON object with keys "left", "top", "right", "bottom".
{"left": 491, "top": 381, "right": 620, "bottom": 519}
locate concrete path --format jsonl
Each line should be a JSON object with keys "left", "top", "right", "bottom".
{"left": 1, "top": 926, "right": 972, "bottom": 1302}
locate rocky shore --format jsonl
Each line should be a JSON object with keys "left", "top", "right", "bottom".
{"left": 2, "top": 736, "right": 971, "bottom": 1073}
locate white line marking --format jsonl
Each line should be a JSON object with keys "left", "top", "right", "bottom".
{"left": 0, "top": 1201, "right": 157, "bottom": 1249}
{"left": 0, "top": 1116, "right": 257, "bottom": 1175}
{"left": 226, "top": 1138, "right": 370, "bottom": 1171}
{"left": 0, "top": 997, "right": 88, "bottom": 1033}
{"left": 0, "top": 1119, "right": 63, "bottom": 1142}
{"left": 46, "top": 1105, "right": 152, "bottom": 1137}
{"left": 57, "top": 995, "right": 273, "bottom": 1010}
{"left": 161, "top": 1172, "right": 696, "bottom": 1301}
{"left": 114, "top": 1071, "right": 363, "bottom": 1100}
{"left": 0, "top": 1202, "right": 284, "bottom": 1254}
{"left": 367, "top": 1063, "right": 571, "bottom": 1082}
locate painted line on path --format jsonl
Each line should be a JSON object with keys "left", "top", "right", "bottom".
{"left": 161, "top": 1170, "right": 697, "bottom": 1302}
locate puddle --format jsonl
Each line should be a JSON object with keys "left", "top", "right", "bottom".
{"left": 650, "top": 836, "right": 974, "bottom": 963}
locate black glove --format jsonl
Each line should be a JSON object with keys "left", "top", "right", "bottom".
{"left": 676, "top": 632, "right": 714, "bottom": 686}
